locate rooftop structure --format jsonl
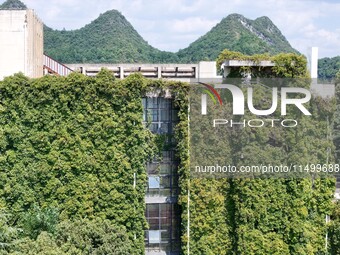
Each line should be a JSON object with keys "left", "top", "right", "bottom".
{"left": 66, "top": 61, "right": 220, "bottom": 82}
{"left": 0, "top": 8, "right": 43, "bottom": 80}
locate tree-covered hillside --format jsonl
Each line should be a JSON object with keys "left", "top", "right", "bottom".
{"left": 318, "top": 56, "right": 340, "bottom": 81}
{"left": 177, "top": 14, "right": 298, "bottom": 62}
{"left": 44, "top": 12, "right": 298, "bottom": 64}
{"left": 0, "top": 0, "right": 27, "bottom": 10}
{"left": 44, "top": 10, "right": 180, "bottom": 64}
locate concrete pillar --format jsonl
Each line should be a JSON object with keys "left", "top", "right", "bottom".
{"left": 120, "top": 66, "right": 124, "bottom": 79}
{"left": 224, "top": 67, "right": 231, "bottom": 78}
{"left": 157, "top": 66, "right": 161, "bottom": 78}
{"left": 198, "top": 61, "right": 217, "bottom": 78}
{"left": 311, "top": 47, "right": 318, "bottom": 79}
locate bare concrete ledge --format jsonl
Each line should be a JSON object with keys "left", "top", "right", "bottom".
{"left": 223, "top": 60, "right": 275, "bottom": 67}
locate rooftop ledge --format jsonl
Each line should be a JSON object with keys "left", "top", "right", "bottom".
{"left": 223, "top": 60, "right": 275, "bottom": 67}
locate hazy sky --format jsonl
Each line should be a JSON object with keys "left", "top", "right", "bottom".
{"left": 23, "top": 0, "right": 340, "bottom": 58}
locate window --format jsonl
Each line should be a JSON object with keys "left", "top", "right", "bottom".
{"left": 143, "top": 97, "right": 181, "bottom": 253}
{"left": 148, "top": 230, "right": 161, "bottom": 243}
{"left": 149, "top": 176, "right": 160, "bottom": 189}
{"left": 160, "top": 109, "right": 170, "bottom": 121}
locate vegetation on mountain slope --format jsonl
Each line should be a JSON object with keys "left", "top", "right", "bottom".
{"left": 44, "top": 12, "right": 298, "bottom": 64}
{"left": 318, "top": 56, "right": 340, "bottom": 81}
{"left": 177, "top": 14, "right": 298, "bottom": 63}
{"left": 44, "top": 10, "right": 180, "bottom": 63}
{"left": 0, "top": 0, "right": 27, "bottom": 10}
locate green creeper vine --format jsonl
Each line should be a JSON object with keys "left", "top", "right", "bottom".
{"left": 217, "top": 50, "right": 308, "bottom": 78}
{"left": 0, "top": 62, "right": 337, "bottom": 255}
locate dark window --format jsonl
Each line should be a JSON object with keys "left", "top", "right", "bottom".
{"left": 143, "top": 97, "right": 181, "bottom": 253}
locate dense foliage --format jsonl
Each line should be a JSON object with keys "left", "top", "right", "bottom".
{"left": 0, "top": 214, "right": 134, "bottom": 255}
{"left": 0, "top": 50, "right": 337, "bottom": 255}
{"left": 0, "top": 71, "right": 163, "bottom": 254}
{"left": 216, "top": 50, "right": 307, "bottom": 78}
{"left": 44, "top": 12, "right": 297, "bottom": 64}
{"left": 182, "top": 51, "right": 337, "bottom": 255}
{"left": 44, "top": 10, "right": 180, "bottom": 64}
{"left": 335, "top": 71, "right": 340, "bottom": 160}
{"left": 318, "top": 56, "right": 340, "bottom": 81}
{"left": 329, "top": 201, "right": 340, "bottom": 255}
{"left": 0, "top": 0, "right": 27, "bottom": 10}
{"left": 177, "top": 14, "right": 297, "bottom": 63}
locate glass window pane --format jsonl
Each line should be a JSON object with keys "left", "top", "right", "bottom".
{"left": 160, "top": 176, "right": 171, "bottom": 188}
{"left": 160, "top": 123, "right": 169, "bottom": 134}
{"left": 160, "top": 109, "right": 170, "bottom": 121}
{"left": 172, "top": 175, "right": 179, "bottom": 187}
{"left": 160, "top": 204, "right": 171, "bottom": 217}
{"left": 147, "top": 163, "right": 159, "bottom": 174}
{"left": 162, "top": 151, "right": 172, "bottom": 162}
{"left": 147, "top": 204, "right": 159, "bottom": 218}
{"left": 160, "top": 164, "right": 171, "bottom": 174}
{"left": 150, "top": 123, "right": 159, "bottom": 133}
{"left": 159, "top": 98, "right": 171, "bottom": 108}
{"left": 146, "top": 109, "right": 158, "bottom": 121}
{"left": 147, "top": 98, "right": 158, "bottom": 108}
{"left": 149, "top": 230, "right": 161, "bottom": 243}
{"left": 160, "top": 218, "right": 171, "bottom": 229}
{"left": 161, "top": 230, "right": 170, "bottom": 241}
{"left": 149, "top": 176, "right": 160, "bottom": 189}
{"left": 148, "top": 219, "right": 159, "bottom": 230}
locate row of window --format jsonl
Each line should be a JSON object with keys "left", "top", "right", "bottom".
{"left": 143, "top": 97, "right": 181, "bottom": 254}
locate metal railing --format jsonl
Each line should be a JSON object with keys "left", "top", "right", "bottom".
{"left": 43, "top": 54, "right": 73, "bottom": 76}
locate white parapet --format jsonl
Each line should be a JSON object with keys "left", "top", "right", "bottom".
{"left": 198, "top": 61, "right": 217, "bottom": 78}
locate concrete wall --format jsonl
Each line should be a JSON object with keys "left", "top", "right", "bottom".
{"left": 26, "top": 9, "right": 43, "bottom": 79}
{"left": 67, "top": 62, "right": 222, "bottom": 82}
{"left": 0, "top": 9, "right": 43, "bottom": 80}
{"left": 310, "top": 82, "right": 336, "bottom": 98}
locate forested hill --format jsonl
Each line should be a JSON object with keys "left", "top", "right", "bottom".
{"left": 318, "top": 56, "right": 340, "bottom": 81}
{"left": 0, "top": 0, "right": 27, "bottom": 9}
{"left": 177, "top": 14, "right": 298, "bottom": 62}
{"left": 43, "top": 10, "right": 180, "bottom": 63}
{"left": 44, "top": 11, "right": 298, "bottom": 64}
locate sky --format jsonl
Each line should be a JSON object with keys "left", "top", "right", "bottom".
{"left": 22, "top": 0, "right": 340, "bottom": 58}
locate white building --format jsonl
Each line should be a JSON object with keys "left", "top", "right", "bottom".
{"left": 0, "top": 8, "right": 43, "bottom": 80}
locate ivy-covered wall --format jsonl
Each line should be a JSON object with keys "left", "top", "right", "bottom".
{"left": 181, "top": 51, "right": 337, "bottom": 255}
{"left": 330, "top": 71, "right": 340, "bottom": 255}
{"left": 0, "top": 70, "right": 192, "bottom": 254}
{"left": 0, "top": 61, "right": 337, "bottom": 255}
